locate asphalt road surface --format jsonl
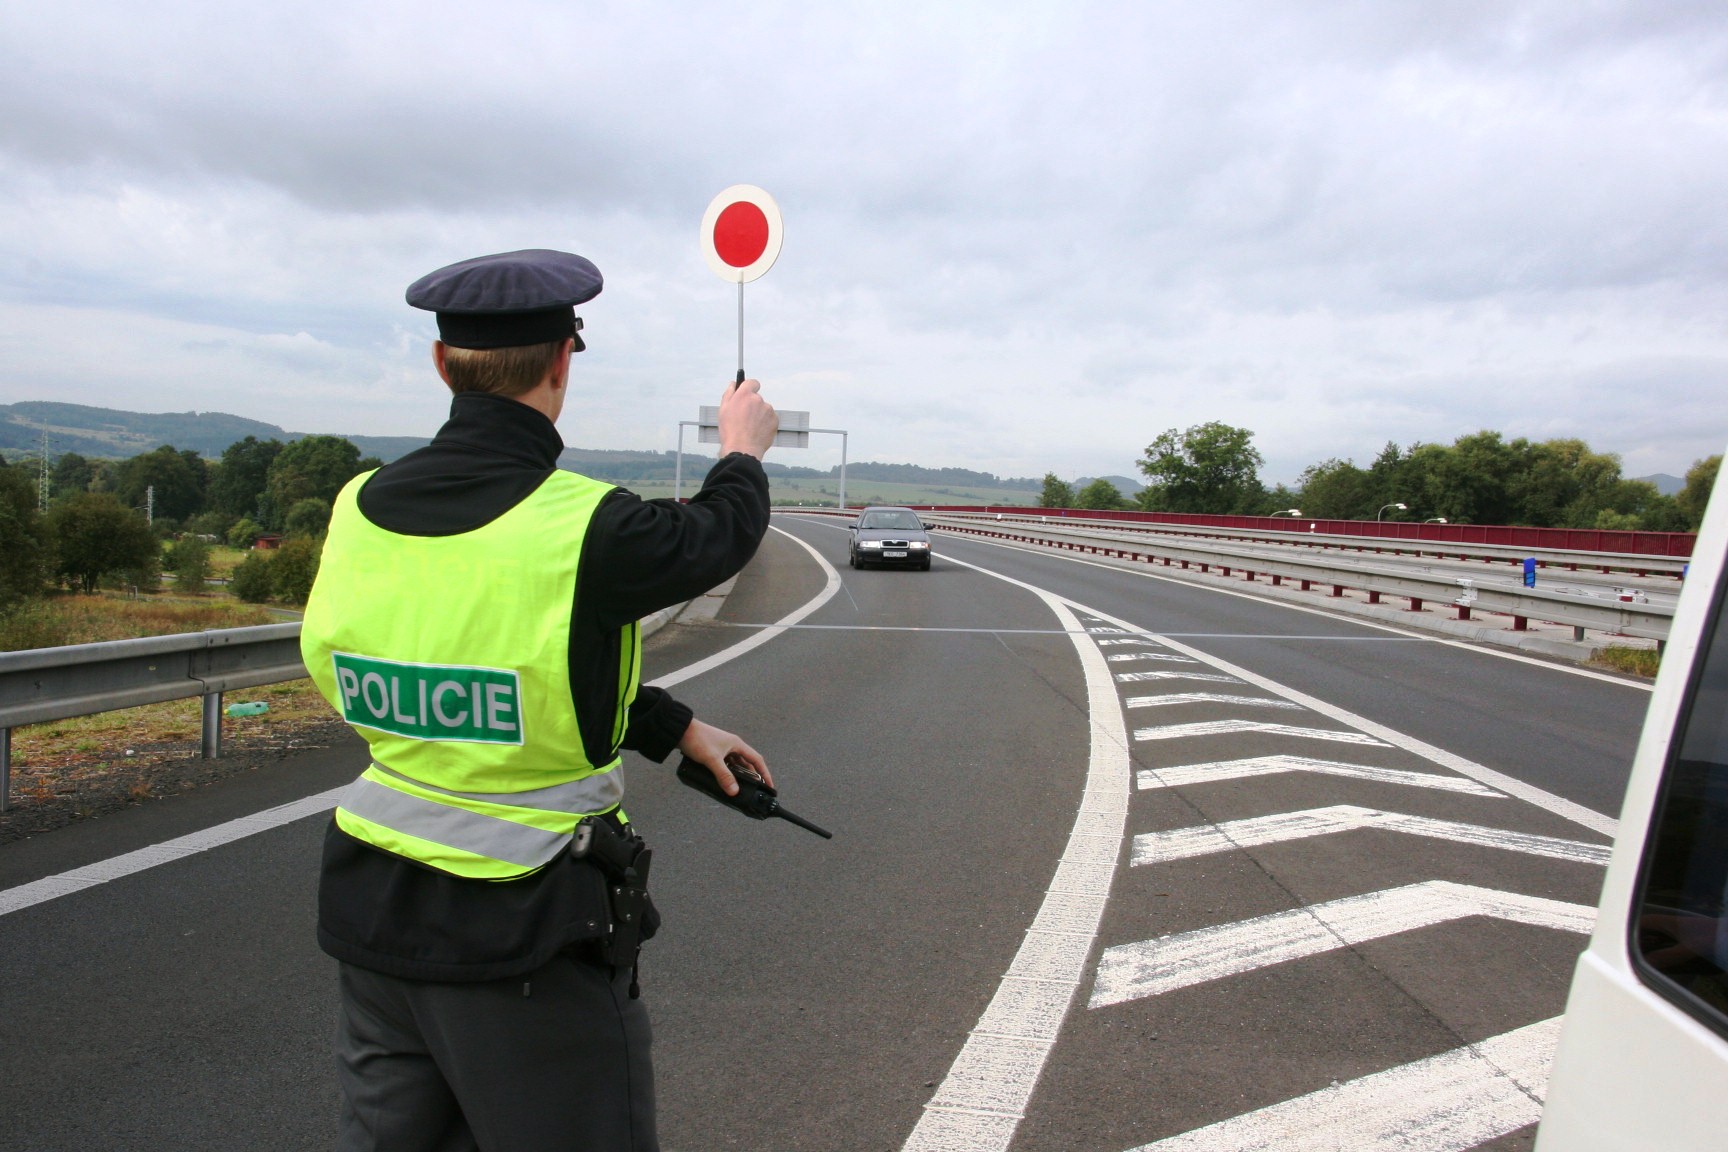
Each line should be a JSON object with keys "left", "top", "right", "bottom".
{"left": 0, "top": 514, "right": 1652, "bottom": 1151}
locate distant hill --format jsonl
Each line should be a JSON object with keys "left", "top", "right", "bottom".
{"left": 1075, "top": 474, "right": 1145, "bottom": 496}
{"left": 1635, "top": 473, "right": 1685, "bottom": 496}
{"left": 0, "top": 402, "right": 1039, "bottom": 494}
{"left": 0, "top": 401, "right": 430, "bottom": 462}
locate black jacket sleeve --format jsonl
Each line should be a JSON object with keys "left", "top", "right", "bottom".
{"left": 621, "top": 686, "right": 692, "bottom": 762}
{"left": 582, "top": 453, "right": 771, "bottom": 629}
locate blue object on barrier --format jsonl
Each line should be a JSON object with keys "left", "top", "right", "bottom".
{"left": 1523, "top": 557, "right": 1538, "bottom": 588}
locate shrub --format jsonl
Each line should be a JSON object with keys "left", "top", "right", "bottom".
{"left": 171, "top": 537, "right": 211, "bottom": 594}
{"left": 226, "top": 517, "right": 264, "bottom": 548}
{"left": 271, "top": 536, "right": 323, "bottom": 604}
{"left": 231, "top": 552, "right": 274, "bottom": 603}
{"left": 284, "top": 497, "right": 332, "bottom": 538}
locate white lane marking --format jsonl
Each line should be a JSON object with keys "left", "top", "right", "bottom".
{"left": 649, "top": 524, "right": 843, "bottom": 690}
{"left": 1106, "top": 652, "right": 1197, "bottom": 664}
{"left": 1133, "top": 720, "right": 1387, "bottom": 747}
{"left": 1116, "top": 670, "right": 1243, "bottom": 684}
{"left": 934, "top": 528, "right": 1654, "bottom": 692}
{"left": 0, "top": 788, "right": 346, "bottom": 917}
{"left": 1088, "top": 881, "right": 1594, "bottom": 1008}
{"left": 1132, "top": 806, "right": 1610, "bottom": 867}
{"left": 1137, "top": 755, "right": 1501, "bottom": 796}
{"left": 1096, "top": 638, "right": 1162, "bottom": 646}
{"left": 902, "top": 606, "right": 1131, "bottom": 1151}
{"left": 1074, "top": 602, "right": 1616, "bottom": 836}
{"left": 1129, "top": 1017, "right": 1560, "bottom": 1152}
{"left": 1125, "top": 693, "right": 1302, "bottom": 711}
{"left": 2, "top": 523, "right": 842, "bottom": 918}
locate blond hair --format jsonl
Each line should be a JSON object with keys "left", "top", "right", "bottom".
{"left": 441, "top": 340, "right": 564, "bottom": 397}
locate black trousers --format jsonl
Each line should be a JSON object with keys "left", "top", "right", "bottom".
{"left": 335, "top": 951, "right": 657, "bottom": 1152}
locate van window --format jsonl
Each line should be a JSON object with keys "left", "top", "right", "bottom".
{"left": 1634, "top": 578, "right": 1728, "bottom": 1034}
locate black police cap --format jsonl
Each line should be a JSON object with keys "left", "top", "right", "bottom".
{"left": 405, "top": 249, "right": 603, "bottom": 350}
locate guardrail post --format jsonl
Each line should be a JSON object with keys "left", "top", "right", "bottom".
{"left": 1, "top": 726, "right": 9, "bottom": 813}
{"left": 1300, "top": 579, "right": 1311, "bottom": 591}
{"left": 201, "top": 692, "right": 223, "bottom": 759}
{"left": 1409, "top": 597, "right": 1424, "bottom": 612}
{"left": 1456, "top": 605, "right": 1472, "bottom": 621}
{"left": 1367, "top": 591, "right": 1381, "bottom": 604}
{"left": 1331, "top": 585, "right": 1344, "bottom": 598}
{"left": 1512, "top": 616, "right": 1528, "bottom": 631}
{"left": 1573, "top": 626, "right": 1587, "bottom": 642}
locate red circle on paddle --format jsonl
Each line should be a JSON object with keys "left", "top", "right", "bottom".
{"left": 713, "top": 201, "right": 770, "bottom": 268}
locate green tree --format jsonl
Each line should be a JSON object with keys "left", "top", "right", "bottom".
{"left": 1038, "top": 473, "right": 1075, "bottom": 509}
{"left": 169, "top": 537, "right": 211, "bottom": 594}
{"left": 227, "top": 517, "right": 265, "bottom": 548}
{"left": 1678, "top": 455, "right": 1722, "bottom": 530}
{"left": 284, "top": 497, "right": 332, "bottom": 538}
{"left": 50, "top": 452, "right": 95, "bottom": 501}
{"left": 1075, "top": 478, "right": 1129, "bottom": 511}
{"left": 264, "top": 436, "right": 362, "bottom": 526}
{"left": 47, "top": 493, "right": 158, "bottom": 593}
{"left": 1296, "top": 459, "right": 1376, "bottom": 520}
{"left": 0, "top": 461, "right": 49, "bottom": 607}
{"left": 210, "top": 436, "right": 284, "bottom": 519}
{"left": 231, "top": 551, "right": 274, "bottom": 603}
{"left": 113, "top": 445, "right": 208, "bottom": 523}
{"left": 1136, "top": 422, "right": 1265, "bottom": 514}
{"left": 270, "top": 536, "right": 323, "bottom": 604}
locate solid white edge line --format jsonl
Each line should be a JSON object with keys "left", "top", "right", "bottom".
{"left": 2, "top": 524, "right": 843, "bottom": 918}
{"left": 937, "top": 528, "right": 1654, "bottom": 692}
{"left": 900, "top": 563, "right": 1131, "bottom": 1152}
{"left": 648, "top": 523, "right": 843, "bottom": 689}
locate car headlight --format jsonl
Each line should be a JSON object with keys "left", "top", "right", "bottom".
{"left": 910, "top": 542, "right": 929, "bottom": 549}
{"left": 860, "top": 540, "right": 884, "bottom": 550}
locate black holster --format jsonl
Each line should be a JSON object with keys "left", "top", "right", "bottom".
{"left": 575, "top": 817, "right": 653, "bottom": 972}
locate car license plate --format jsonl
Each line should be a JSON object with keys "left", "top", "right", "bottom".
{"left": 884, "top": 550, "right": 907, "bottom": 558}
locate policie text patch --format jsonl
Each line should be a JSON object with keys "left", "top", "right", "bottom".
{"left": 330, "top": 652, "right": 525, "bottom": 745}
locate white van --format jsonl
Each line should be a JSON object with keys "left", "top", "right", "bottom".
{"left": 1538, "top": 466, "right": 1728, "bottom": 1149}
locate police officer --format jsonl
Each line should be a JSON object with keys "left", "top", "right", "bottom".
{"left": 300, "top": 248, "right": 779, "bottom": 1152}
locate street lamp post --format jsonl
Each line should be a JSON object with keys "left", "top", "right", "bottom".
{"left": 1270, "top": 508, "right": 1301, "bottom": 517}
{"left": 1377, "top": 502, "right": 1407, "bottom": 522}
{"left": 1423, "top": 517, "right": 1448, "bottom": 524}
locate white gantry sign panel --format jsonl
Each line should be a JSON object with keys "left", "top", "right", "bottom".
{"left": 698, "top": 406, "right": 809, "bottom": 449}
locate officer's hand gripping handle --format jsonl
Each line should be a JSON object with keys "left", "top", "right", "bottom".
{"left": 675, "top": 756, "right": 833, "bottom": 839}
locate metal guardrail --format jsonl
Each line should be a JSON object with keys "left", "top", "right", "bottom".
{"left": 934, "top": 510, "right": 1689, "bottom": 577}
{"left": 918, "top": 515, "right": 1675, "bottom": 644}
{"left": 0, "top": 624, "right": 307, "bottom": 812}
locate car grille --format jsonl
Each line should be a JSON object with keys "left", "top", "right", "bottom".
{"left": 880, "top": 540, "right": 910, "bottom": 548}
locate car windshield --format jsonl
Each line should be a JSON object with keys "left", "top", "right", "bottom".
{"left": 859, "top": 511, "right": 922, "bottom": 530}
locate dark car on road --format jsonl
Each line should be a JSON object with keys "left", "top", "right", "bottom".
{"left": 848, "top": 506, "right": 933, "bottom": 570}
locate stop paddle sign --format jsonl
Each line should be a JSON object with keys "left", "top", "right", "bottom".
{"left": 701, "top": 185, "right": 783, "bottom": 284}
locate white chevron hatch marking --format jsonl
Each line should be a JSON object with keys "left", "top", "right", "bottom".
{"left": 1135, "top": 755, "right": 1500, "bottom": 796}
{"left": 1132, "top": 720, "right": 1386, "bottom": 746}
{"left": 1124, "top": 693, "right": 1302, "bottom": 711}
{"left": 1131, "top": 806, "right": 1611, "bottom": 867}
{"left": 1107, "top": 652, "right": 1198, "bottom": 664}
{"left": 1128, "top": 1017, "right": 1560, "bottom": 1151}
{"left": 1088, "top": 881, "right": 1594, "bottom": 1008}
{"left": 1116, "top": 670, "right": 1243, "bottom": 685}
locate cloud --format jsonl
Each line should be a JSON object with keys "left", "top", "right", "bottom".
{"left": 0, "top": 0, "right": 1723, "bottom": 483}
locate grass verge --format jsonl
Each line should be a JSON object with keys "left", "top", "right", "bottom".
{"left": 1592, "top": 643, "right": 1662, "bottom": 678}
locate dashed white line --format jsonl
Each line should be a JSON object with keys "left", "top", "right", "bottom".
{"left": 1132, "top": 720, "right": 1387, "bottom": 746}
{"left": 1106, "top": 652, "right": 1198, "bottom": 664}
{"left": 1135, "top": 755, "right": 1501, "bottom": 796}
{"left": 1088, "top": 881, "right": 1595, "bottom": 1008}
{"left": 1129, "top": 1017, "right": 1560, "bottom": 1152}
{"left": 1131, "top": 806, "right": 1611, "bottom": 867}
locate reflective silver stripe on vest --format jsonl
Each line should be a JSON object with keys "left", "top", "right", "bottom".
{"left": 366, "top": 759, "right": 625, "bottom": 814}
{"left": 338, "top": 777, "right": 572, "bottom": 870}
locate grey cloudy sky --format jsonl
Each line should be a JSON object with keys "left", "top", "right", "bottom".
{"left": 1, "top": 0, "right": 1724, "bottom": 484}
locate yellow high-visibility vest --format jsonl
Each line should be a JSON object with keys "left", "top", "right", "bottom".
{"left": 301, "top": 468, "right": 642, "bottom": 879}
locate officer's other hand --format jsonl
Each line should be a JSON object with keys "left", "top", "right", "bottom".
{"left": 677, "top": 718, "right": 772, "bottom": 795}
{"left": 718, "top": 377, "right": 779, "bottom": 460}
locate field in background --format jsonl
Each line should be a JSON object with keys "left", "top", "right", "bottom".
{"left": 625, "top": 475, "right": 1040, "bottom": 507}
